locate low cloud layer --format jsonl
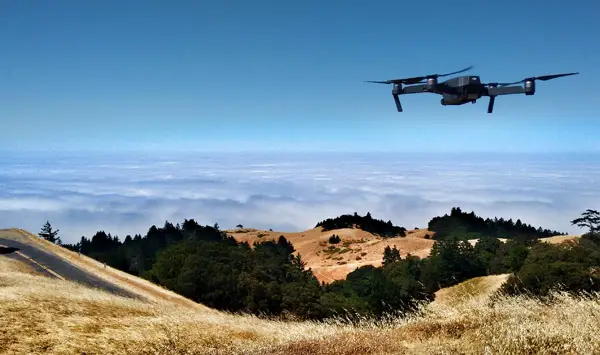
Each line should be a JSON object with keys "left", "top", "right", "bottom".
{"left": 1, "top": 151, "right": 597, "bottom": 244}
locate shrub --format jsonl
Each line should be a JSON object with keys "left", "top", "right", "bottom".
{"left": 328, "top": 234, "right": 341, "bottom": 244}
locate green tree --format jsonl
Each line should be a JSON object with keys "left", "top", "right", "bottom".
{"left": 474, "top": 236, "right": 501, "bottom": 273}
{"left": 501, "top": 242, "right": 600, "bottom": 297}
{"left": 382, "top": 245, "right": 401, "bottom": 266}
{"left": 421, "top": 237, "right": 485, "bottom": 292}
{"left": 571, "top": 209, "right": 600, "bottom": 233}
{"left": 488, "top": 240, "right": 530, "bottom": 274}
{"left": 328, "top": 234, "right": 341, "bottom": 244}
{"left": 38, "top": 221, "right": 61, "bottom": 244}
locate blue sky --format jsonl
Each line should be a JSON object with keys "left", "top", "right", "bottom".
{"left": 1, "top": 0, "right": 599, "bottom": 152}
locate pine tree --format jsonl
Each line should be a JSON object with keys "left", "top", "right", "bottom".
{"left": 38, "top": 221, "right": 61, "bottom": 244}
{"left": 571, "top": 209, "right": 600, "bottom": 233}
{"left": 382, "top": 245, "right": 401, "bottom": 266}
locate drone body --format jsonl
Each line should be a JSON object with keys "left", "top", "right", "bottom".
{"left": 366, "top": 66, "right": 578, "bottom": 113}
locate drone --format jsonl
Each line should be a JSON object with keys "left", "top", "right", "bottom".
{"left": 0, "top": 246, "right": 19, "bottom": 255}
{"left": 366, "top": 66, "right": 578, "bottom": 113}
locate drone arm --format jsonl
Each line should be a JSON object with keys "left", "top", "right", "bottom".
{"left": 484, "top": 85, "right": 527, "bottom": 113}
{"left": 486, "top": 86, "right": 526, "bottom": 96}
{"left": 400, "top": 84, "right": 429, "bottom": 94}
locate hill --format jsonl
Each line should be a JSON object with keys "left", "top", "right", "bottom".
{"left": 0, "top": 228, "right": 205, "bottom": 311}
{"left": 3, "top": 208, "right": 600, "bottom": 353}
{"left": 226, "top": 226, "right": 434, "bottom": 283}
{"left": 432, "top": 274, "right": 510, "bottom": 308}
{"left": 226, "top": 226, "right": 578, "bottom": 284}
{"left": 23, "top": 208, "right": 595, "bottom": 323}
{"left": 224, "top": 208, "right": 570, "bottom": 283}
{"left": 2, "top": 252, "right": 599, "bottom": 354}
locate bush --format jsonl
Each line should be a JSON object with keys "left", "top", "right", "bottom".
{"left": 328, "top": 234, "right": 341, "bottom": 244}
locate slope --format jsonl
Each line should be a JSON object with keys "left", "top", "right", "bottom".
{"left": 2, "top": 246, "right": 599, "bottom": 355}
{"left": 227, "top": 226, "right": 580, "bottom": 283}
{"left": 0, "top": 228, "right": 205, "bottom": 311}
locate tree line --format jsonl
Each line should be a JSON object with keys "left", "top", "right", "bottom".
{"left": 428, "top": 207, "right": 566, "bottom": 241}
{"left": 315, "top": 212, "right": 407, "bottom": 237}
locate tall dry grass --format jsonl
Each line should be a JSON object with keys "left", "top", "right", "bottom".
{"left": 1, "top": 257, "right": 599, "bottom": 354}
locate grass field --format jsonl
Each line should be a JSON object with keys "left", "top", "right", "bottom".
{"left": 1, "top": 254, "right": 599, "bottom": 354}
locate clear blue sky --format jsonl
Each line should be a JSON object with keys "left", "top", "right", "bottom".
{"left": 1, "top": 0, "right": 598, "bottom": 153}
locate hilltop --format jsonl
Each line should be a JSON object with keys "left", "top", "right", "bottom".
{"left": 226, "top": 226, "right": 434, "bottom": 283}
{"left": 225, "top": 226, "right": 579, "bottom": 283}
{"left": 224, "top": 208, "right": 573, "bottom": 283}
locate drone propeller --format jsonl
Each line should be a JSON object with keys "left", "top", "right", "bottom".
{"left": 365, "top": 65, "right": 474, "bottom": 85}
{"left": 484, "top": 72, "right": 579, "bottom": 87}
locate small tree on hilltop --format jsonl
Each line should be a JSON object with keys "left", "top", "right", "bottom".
{"left": 39, "top": 221, "right": 61, "bottom": 244}
{"left": 382, "top": 245, "right": 401, "bottom": 266}
{"left": 571, "top": 209, "right": 600, "bottom": 233}
{"left": 328, "top": 234, "right": 341, "bottom": 244}
{"left": 571, "top": 209, "right": 600, "bottom": 245}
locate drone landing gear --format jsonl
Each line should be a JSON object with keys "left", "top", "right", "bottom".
{"left": 393, "top": 93, "right": 403, "bottom": 112}
{"left": 487, "top": 96, "right": 496, "bottom": 113}
{"left": 392, "top": 83, "right": 403, "bottom": 112}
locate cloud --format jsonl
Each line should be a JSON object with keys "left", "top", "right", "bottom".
{"left": 0, "top": 151, "right": 598, "bottom": 244}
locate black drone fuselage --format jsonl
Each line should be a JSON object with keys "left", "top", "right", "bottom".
{"left": 438, "top": 75, "right": 489, "bottom": 105}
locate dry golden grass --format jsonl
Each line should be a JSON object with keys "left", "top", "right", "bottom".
{"left": 0, "top": 257, "right": 37, "bottom": 275}
{"left": 467, "top": 235, "right": 582, "bottom": 248}
{"left": 432, "top": 274, "right": 510, "bottom": 308}
{"left": 2, "top": 255, "right": 600, "bottom": 354}
{"left": 541, "top": 235, "right": 582, "bottom": 244}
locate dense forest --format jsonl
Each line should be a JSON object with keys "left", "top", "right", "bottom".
{"left": 315, "top": 212, "right": 407, "bottom": 237}
{"left": 428, "top": 207, "right": 566, "bottom": 241}
{"left": 54, "top": 208, "right": 600, "bottom": 321}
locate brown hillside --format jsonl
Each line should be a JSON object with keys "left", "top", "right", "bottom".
{"left": 228, "top": 227, "right": 581, "bottom": 283}
{"left": 226, "top": 227, "right": 435, "bottom": 283}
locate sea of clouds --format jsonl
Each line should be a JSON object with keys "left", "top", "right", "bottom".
{"left": 1, "top": 151, "right": 598, "bottom": 244}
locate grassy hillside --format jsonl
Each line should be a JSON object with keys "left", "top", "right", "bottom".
{"left": 226, "top": 226, "right": 435, "bottom": 283}
{"left": 227, "top": 226, "right": 579, "bottom": 283}
{"left": 1, "top": 228, "right": 206, "bottom": 311}
{"left": 1, "top": 256, "right": 599, "bottom": 354}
